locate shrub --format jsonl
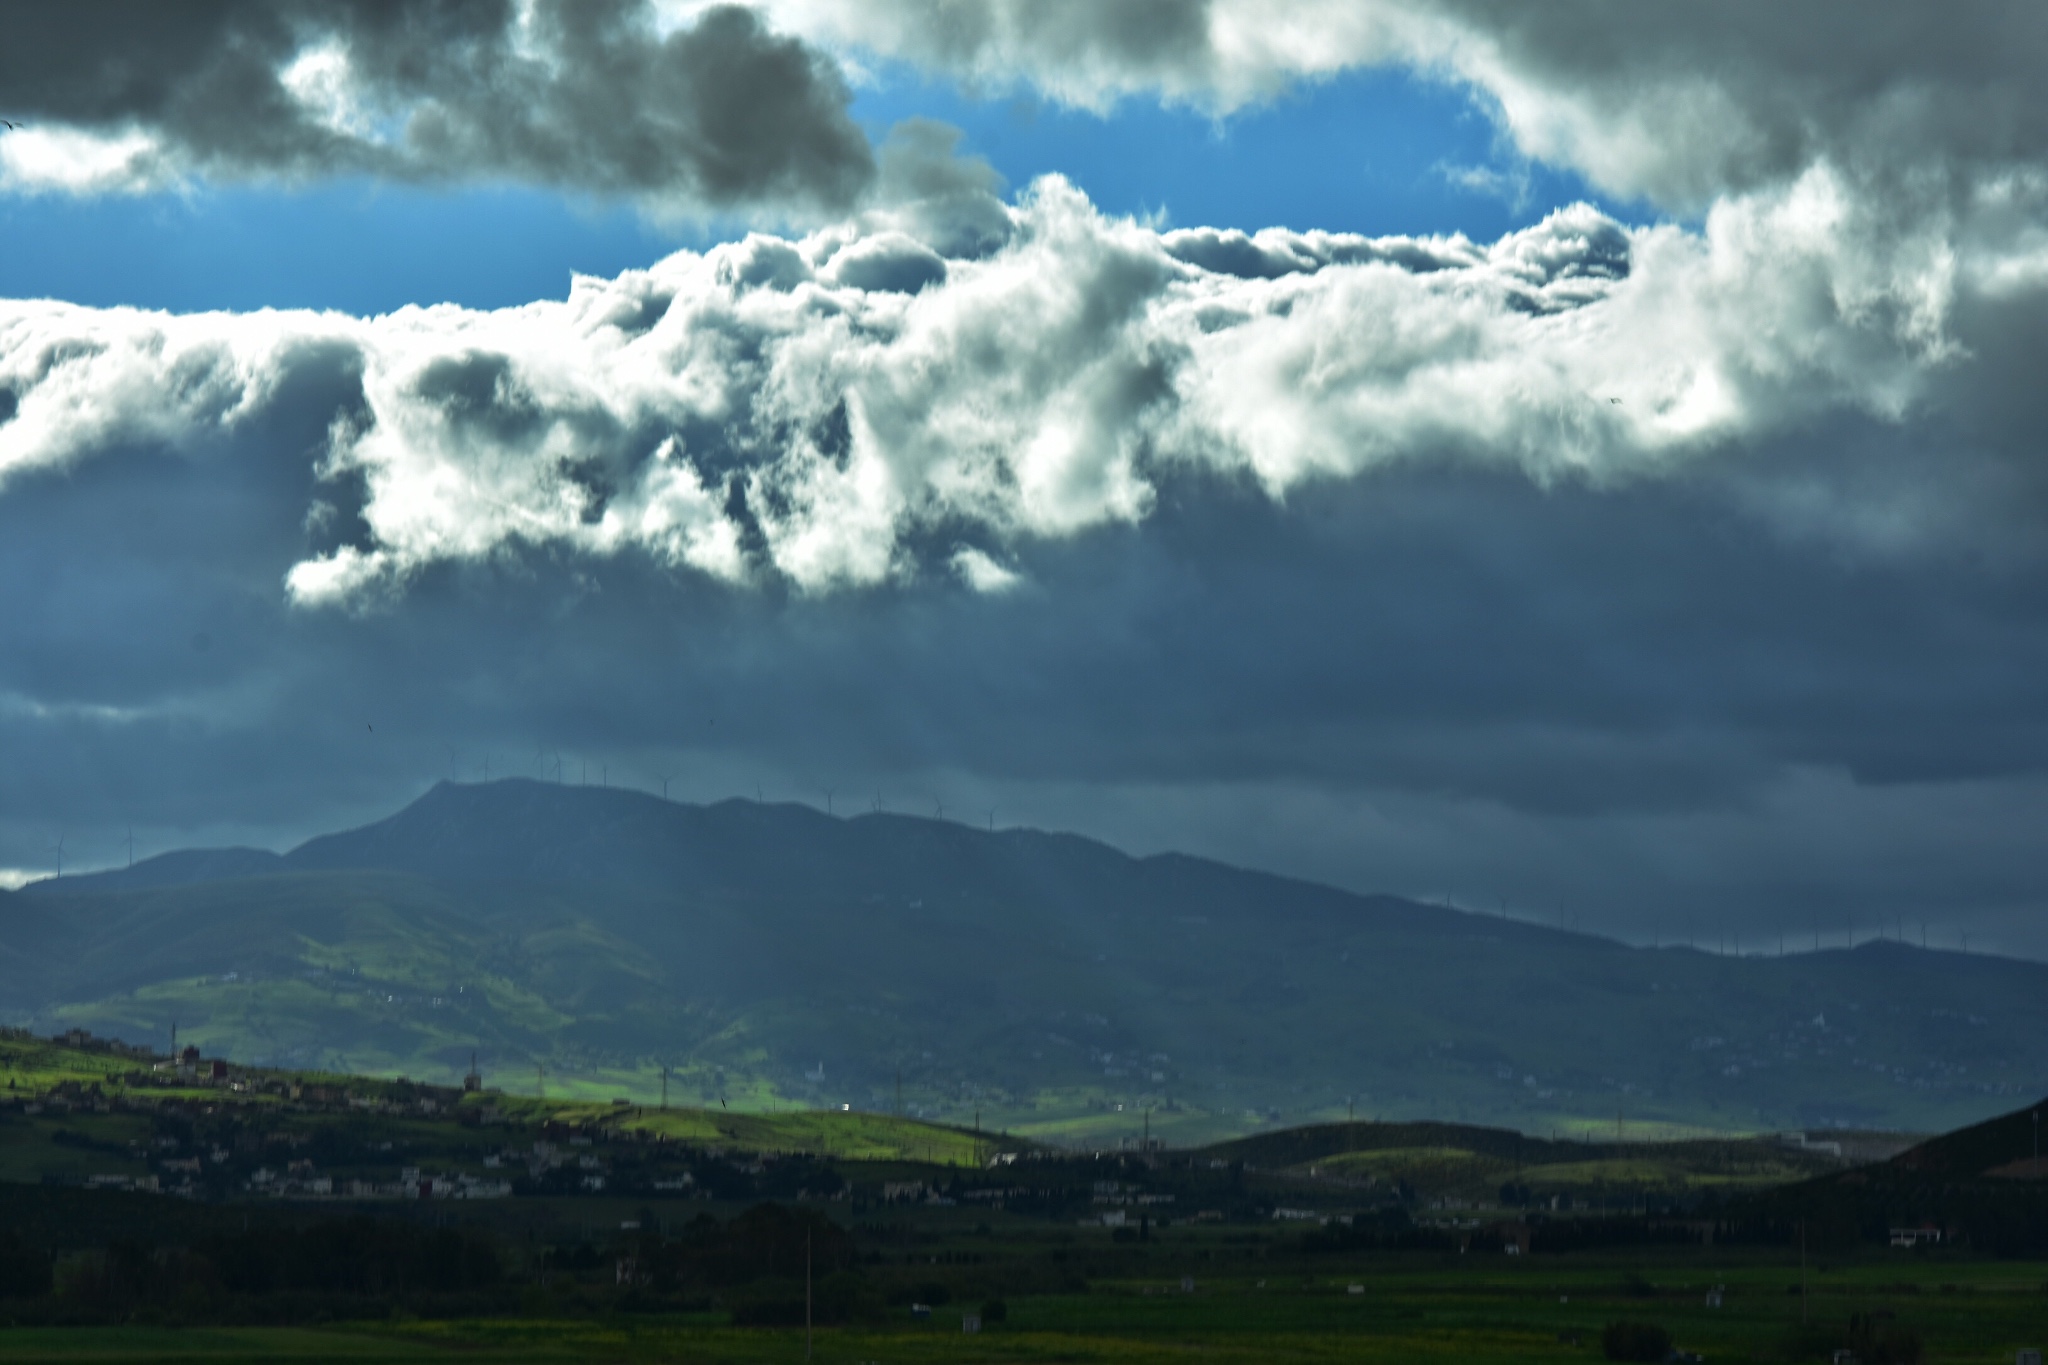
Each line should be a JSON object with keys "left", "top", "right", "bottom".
{"left": 1848, "top": 1312, "right": 1923, "bottom": 1365}
{"left": 1602, "top": 1320, "right": 1672, "bottom": 1362}
{"left": 0, "top": 1238, "right": 52, "bottom": 1301}
{"left": 980, "top": 1297, "right": 1008, "bottom": 1324}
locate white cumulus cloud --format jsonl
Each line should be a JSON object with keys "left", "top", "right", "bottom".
{"left": 0, "top": 161, "right": 2004, "bottom": 607}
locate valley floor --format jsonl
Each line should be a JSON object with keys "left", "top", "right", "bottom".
{"left": 2, "top": 1254, "right": 2045, "bottom": 1363}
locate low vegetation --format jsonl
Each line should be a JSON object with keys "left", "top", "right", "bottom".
{"left": 0, "top": 1031, "right": 2046, "bottom": 1361}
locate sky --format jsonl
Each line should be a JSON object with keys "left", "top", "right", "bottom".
{"left": 3, "top": 1, "right": 2048, "bottom": 958}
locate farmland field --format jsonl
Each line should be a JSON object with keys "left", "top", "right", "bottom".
{"left": 2, "top": 1251, "right": 2045, "bottom": 1363}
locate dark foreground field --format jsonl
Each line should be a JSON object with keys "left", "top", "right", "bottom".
{"left": 0, "top": 1249, "right": 2045, "bottom": 1363}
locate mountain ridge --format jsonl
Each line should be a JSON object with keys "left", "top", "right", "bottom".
{"left": 5, "top": 779, "right": 2047, "bottom": 1143}
{"left": 34, "top": 780, "right": 1555, "bottom": 948}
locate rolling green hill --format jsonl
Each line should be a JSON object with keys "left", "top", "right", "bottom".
{"left": 4, "top": 779, "right": 2046, "bottom": 1143}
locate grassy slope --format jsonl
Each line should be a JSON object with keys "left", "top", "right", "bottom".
{"left": 0, "top": 1030, "right": 1005, "bottom": 1168}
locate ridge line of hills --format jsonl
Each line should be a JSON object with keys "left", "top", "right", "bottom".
{"left": 23, "top": 780, "right": 1590, "bottom": 954}
{"left": 3, "top": 778, "right": 2046, "bottom": 1142}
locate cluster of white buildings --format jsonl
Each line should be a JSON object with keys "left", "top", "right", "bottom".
{"left": 244, "top": 1162, "right": 514, "bottom": 1199}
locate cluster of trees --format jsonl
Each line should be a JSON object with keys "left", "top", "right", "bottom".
{"left": 0, "top": 1197, "right": 1016, "bottom": 1328}
{"left": 1602, "top": 1314, "right": 1920, "bottom": 1365}
{"left": 1716, "top": 1179, "right": 2048, "bottom": 1255}
{"left": 1301, "top": 1210, "right": 1708, "bottom": 1256}
{"left": 197, "top": 1219, "right": 502, "bottom": 1296}
{"left": 0, "top": 1231, "right": 53, "bottom": 1300}
{"left": 0, "top": 1217, "right": 503, "bottom": 1321}
{"left": 1299, "top": 1208, "right": 1457, "bottom": 1253}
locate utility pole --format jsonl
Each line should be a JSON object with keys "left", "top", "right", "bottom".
{"left": 896, "top": 1067, "right": 902, "bottom": 1117}
{"left": 1800, "top": 1220, "right": 1807, "bottom": 1324}
{"left": 661, "top": 1066, "right": 669, "bottom": 1112}
{"left": 805, "top": 1228, "right": 813, "bottom": 1361}
{"left": 536, "top": 1063, "right": 545, "bottom": 1099}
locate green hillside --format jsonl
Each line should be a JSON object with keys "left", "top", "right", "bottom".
{"left": 0, "top": 1029, "right": 1005, "bottom": 1170}
{"left": 4, "top": 779, "right": 2046, "bottom": 1143}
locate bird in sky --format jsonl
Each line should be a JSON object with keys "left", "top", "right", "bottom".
{"left": 0, "top": 120, "right": 18, "bottom": 130}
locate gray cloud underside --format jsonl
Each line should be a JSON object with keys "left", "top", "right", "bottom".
{"left": 761, "top": 0, "right": 2048, "bottom": 209}
{"left": 4, "top": 430, "right": 2048, "bottom": 949}
{"left": 0, "top": 0, "right": 872, "bottom": 208}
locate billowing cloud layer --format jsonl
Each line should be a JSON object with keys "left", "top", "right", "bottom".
{"left": 0, "top": 155, "right": 1984, "bottom": 608}
{"left": 0, "top": 0, "right": 872, "bottom": 210}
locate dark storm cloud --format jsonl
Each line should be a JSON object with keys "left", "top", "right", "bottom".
{"left": 774, "top": 0, "right": 2048, "bottom": 208}
{"left": 0, "top": 0, "right": 874, "bottom": 208}
{"left": 1419, "top": 0, "right": 2048, "bottom": 207}
{"left": 5, "top": 421, "right": 2048, "bottom": 950}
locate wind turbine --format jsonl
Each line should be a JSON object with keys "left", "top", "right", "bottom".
{"left": 126, "top": 826, "right": 134, "bottom": 869}
{"left": 655, "top": 773, "right": 675, "bottom": 800}
{"left": 52, "top": 833, "right": 64, "bottom": 879}
{"left": 824, "top": 788, "right": 835, "bottom": 816}
{"left": 932, "top": 799, "right": 944, "bottom": 820}
{"left": 986, "top": 808, "right": 996, "bottom": 831}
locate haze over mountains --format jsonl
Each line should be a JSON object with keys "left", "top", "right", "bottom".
{"left": 3, "top": 779, "right": 2044, "bottom": 1143}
